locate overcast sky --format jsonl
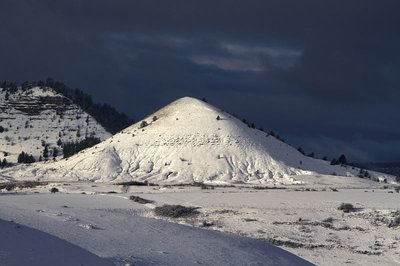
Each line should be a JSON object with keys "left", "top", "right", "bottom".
{"left": 1, "top": 0, "right": 399, "bottom": 162}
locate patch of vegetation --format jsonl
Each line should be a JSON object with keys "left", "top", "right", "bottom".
{"left": 17, "top": 151, "right": 36, "bottom": 164}
{"left": 200, "top": 221, "right": 214, "bottom": 227}
{"left": 338, "top": 203, "right": 354, "bottom": 213}
{"left": 139, "top": 120, "right": 148, "bottom": 129}
{"left": 243, "top": 218, "right": 258, "bottom": 222}
{"left": 154, "top": 204, "right": 200, "bottom": 218}
{"left": 358, "top": 168, "right": 371, "bottom": 179}
{"left": 62, "top": 137, "right": 101, "bottom": 158}
{"left": 388, "top": 213, "right": 400, "bottom": 228}
{"left": 129, "top": 195, "right": 154, "bottom": 204}
{"left": 116, "top": 181, "right": 156, "bottom": 186}
{"left": 192, "top": 182, "right": 215, "bottom": 190}
{"left": 0, "top": 181, "right": 48, "bottom": 191}
{"left": 50, "top": 187, "right": 59, "bottom": 193}
{"left": 265, "top": 238, "right": 326, "bottom": 249}
{"left": 0, "top": 158, "right": 11, "bottom": 168}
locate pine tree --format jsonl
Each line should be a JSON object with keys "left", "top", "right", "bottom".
{"left": 53, "top": 148, "right": 58, "bottom": 159}
{"left": 1, "top": 158, "right": 8, "bottom": 168}
{"left": 43, "top": 145, "right": 49, "bottom": 160}
{"left": 338, "top": 154, "right": 347, "bottom": 165}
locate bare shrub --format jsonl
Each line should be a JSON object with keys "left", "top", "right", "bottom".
{"left": 0, "top": 181, "right": 48, "bottom": 191}
{"left": 121, "top": 185, "right": 129, "bottom": 193}
{"left": 154, "top": 204, "right": 200, "bottom": 218}
{"left": 338, "top": 203, "right": 354, "bottom": 213}
{"left": 129, "top": 195, "right": 154, "bottom": 204}
{"left": 389, "top": 212, "right": 400, "bottom": 228}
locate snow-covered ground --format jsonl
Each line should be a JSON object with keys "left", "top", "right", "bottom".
{"left": 1, "top": 179, "right": 399, "bottom": 265}
{"left": 0, "top": 185, "right": 312, "bottom": 266}
{"left": 1, "top": 96, "right": 398, "bottom": 265}
{"left": 0, "top": 219, "right": 113, "bottom": 266}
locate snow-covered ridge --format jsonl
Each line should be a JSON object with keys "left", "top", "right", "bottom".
{"left": 1, "top": 96, "right": 393, "bottom": 185}
{"left": 0, "top": 86, "right": 111, "bottom": 163}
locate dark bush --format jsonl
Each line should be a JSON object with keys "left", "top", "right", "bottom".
{"left": 50, "top": 187, "right": 59, "bottom": 193}
{"left": 139, "top": 121, "right": 148, "bottom": 128}
{"left": 389, "top": 215, "right": 400, "bottom": 228}
{"left": 154, "top": 204, "right": 200, "bottom": 218}
{"left": 338, "top": 203, "right": 354, "bottom": 213}
{"left": 322, "top": 217, "right": 334, "bottom": 223}
{"left": 129, "top": 196, "right": 154, "bottom": 204}
{"left": 117, "top": 181, "right": 156, "bottom": 186}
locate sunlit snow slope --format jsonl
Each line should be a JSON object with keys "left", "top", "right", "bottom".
{"left": 1, "top": 97, "right": 391, "bottom": 184}
{"left": 0, "top": 87, "right": 111, "bottom": 163}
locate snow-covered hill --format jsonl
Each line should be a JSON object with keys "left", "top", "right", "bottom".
{"left": 1, "top": 97, "right": 392, "bottom": 184}
{"left": 0, "top": 86, "right": 111, "bottom": 163}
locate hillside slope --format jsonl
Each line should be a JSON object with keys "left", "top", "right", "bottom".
{"left": 1, "top": 97, "right": 392, "bottom": 184}
{"left": 0, "top": 86, "right": 111, "bottom": 163}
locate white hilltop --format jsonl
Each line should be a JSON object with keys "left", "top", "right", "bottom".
{"left": 0, "top": 86, "right": 111, "bottom": 163}
{"left": 1, "top": 97, "right": 392, "bottom": 185}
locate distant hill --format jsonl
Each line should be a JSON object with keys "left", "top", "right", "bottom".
{"left": 0, "top": 80, "right": 133, "bottom": 164}
{"left": 354, "top": 162, "right": 400, "bottom": 178}
{"left": 1, "top": 79, "right": 133, "bottom": 134}
{"left": 2, "top": 97, "right": 393, "bottom": 184}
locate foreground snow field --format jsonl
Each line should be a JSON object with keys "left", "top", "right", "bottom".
{"left": 1, "top": 179, "right": 399, "bottom": 265}
{"left": 0, "top": 189, "right": 312, "bottom": 266}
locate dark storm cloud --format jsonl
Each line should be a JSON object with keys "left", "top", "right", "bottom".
{"left": 0, "top": 0, "right": 399, "bottom": 162}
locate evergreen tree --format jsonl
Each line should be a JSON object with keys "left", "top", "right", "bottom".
{"left": 0, "top": 158, "right": 9, "bottom": 168}
{"left": 53, "top": 148, "right": 58, "bottom": 159}
{"left": 297, "top": 147, "right": 305, "bottom": 155}
{"left": 139, "top": 121, "right": 148, "bottom": 129}
{"left": 338, "top": 154, "right": 347, "bottom": 165}
{"left": 43, "top": 145, "right": 49, "bottom": 159}
{"left": 330, "top": 158, "right": 339, "bottom": 165}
